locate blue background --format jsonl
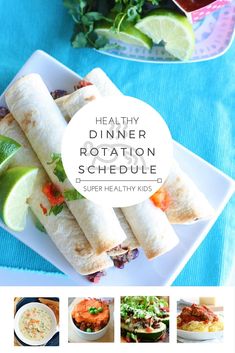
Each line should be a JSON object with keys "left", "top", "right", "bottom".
{"left": 0, "top": 0, "right": 234, "bottom": 285}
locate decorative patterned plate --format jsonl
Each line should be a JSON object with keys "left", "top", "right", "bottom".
{"left": 99, "top": 1, "right": 235, "bottom": 63}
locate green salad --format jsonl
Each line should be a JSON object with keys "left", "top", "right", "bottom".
{"left": 120, "top": 296, "right": 169, "bottom": 342}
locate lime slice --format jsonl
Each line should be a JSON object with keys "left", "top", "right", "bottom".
{"left": 95, "top": 21, "right": 152, "bottom": 49}
{"left": 0, "top": 135, "right": 21, "bottom": 175}
{"left": 135, "top": 10, "right": 195, "bottom": 60}
{"left": 0, "top": 166, "right": 38, "bottom": 231}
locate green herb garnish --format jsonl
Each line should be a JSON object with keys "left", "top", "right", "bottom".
{"left": 63, "top": 0, "right": 113, "bottom": 49}
{"left": 86, "top": 328, "right": 92, "bottom": 332}
{"left": 64, "top": 189, "right": 85, "bottom": 201}
{"left": 47, "top": 153, "right": 67, "bottom": 183}
{"left": 49, "top": 203, "right": 64, "bottom": 216}
{"left": 29, "top": 208, "right": 46, "bottom": 233}
{"left": 127, "top": 331, "right": 138, "bottom": 342}
{"left": 120, "top": 296, "right": 169, "bottom": 319}
{"left": 63, "top": 0, "right": 163, "bottom": 49}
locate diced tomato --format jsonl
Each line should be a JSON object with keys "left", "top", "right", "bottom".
{"left": 93, "top": 276, "right": 100, "bottom": 284}
{"left": 40, "top": 203, "right": 47, "bottom": 215}
{"left": 42, "top": 183, "right": 64, "bottom": 206}
{"left": 77, "top": 80, "right": 92, "bottom": 89}
{"left": 145, "top": 327, "right": 153, "bottom": 333}
{"left": 150, "top": 188, "right": 170, "bottom": 211}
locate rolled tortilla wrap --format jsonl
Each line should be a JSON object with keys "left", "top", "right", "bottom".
{"left": 54, "top": 87, "right": 139, "bottom": 254}
{"left": 163, "top": 161, "right": 214, "bottom": 223}
{"left": 56, "top": 85, "right": 101, "bottom": 122}
{"left": 60, "top": 72, "right": 178, "bottom": 259}
{"left": 84, "top": 68, "right": 122, "bottom": 96}
{"left": 84, "top": 69, "right": 179, "bottom": 259}
{"left": 85, "top": 68, "right": 214, "bottom": 224}
{"left": 122, "top": 200, "right": 179, "bottom": 260}
{"left": 114, "top": 208, "right": 139, "bottom": 250}
{"left": 55, "top": 95, "right": 70, "bottom": 120}
{"left": 105, "top": 208, "right": 139, "bottom": 256}
{"left": 0, "top": 114, "right": 113, "bottom": 275}
{"left": 5, "top": 74, "right": 127, "bottom": 255}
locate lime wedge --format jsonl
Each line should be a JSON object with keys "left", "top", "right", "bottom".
{"left": 0, "top": 166, "right": 38, "bottom": 231}
{"left": 135, "top": 10, "right": 195, "bottom": 60}
{"left": 0, "top": 135, "right": 21, "bottom": 175}
{"left": 95, "top": 21, "right": 152, "bottom": 49}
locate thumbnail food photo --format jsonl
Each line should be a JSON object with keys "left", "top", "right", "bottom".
{"left": 68, "top": 297, "right": 114, "bottom": 343}
{"left": 120, "top": 296, "right": 169, "bottom": 343}
{"left": 14, "top": 297, "right": 59, "bottom": 346}
{"left": 177, "top": 297, "right": 224, "bottom": 343}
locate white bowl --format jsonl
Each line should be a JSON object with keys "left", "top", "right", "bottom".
{"left": 14, "top": 302, "right": 57, "bottom": 346}
{"left": 177, "top": 329, "right": 224, "bottom": 341}
{"left": 70, "top": 304, "right": 109, "bottom": 341}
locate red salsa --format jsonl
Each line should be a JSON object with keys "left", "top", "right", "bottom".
{"left": 42, "top": 183, "right": 64, "bottom": 206}
{"left": 174, "top": 0, "right": 216, "bottom": 12}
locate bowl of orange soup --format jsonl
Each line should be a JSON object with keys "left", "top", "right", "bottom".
{"left": 70, "top": 298, "right": 110, "bottom": 341}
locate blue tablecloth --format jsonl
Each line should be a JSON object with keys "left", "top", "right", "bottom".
{"left": 0, "top": 0, "right": 234, "bottom": 286}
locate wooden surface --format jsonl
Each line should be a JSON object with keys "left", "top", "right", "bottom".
{"left": 68, "top": 298, "right": 114, "bottom": 343}
{"left": 14, "top": 298, "right": 22, "bottom": 346}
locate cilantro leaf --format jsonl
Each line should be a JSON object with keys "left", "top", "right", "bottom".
{"left": 49, "top": 203, "right": 64, "bottom": 216}
{"left": 72, "top": 32, "right": 88, "bottom": 48}
{"left": 64, "top": 189, "right": 85, "bottom": 201}
{"left": 64, "top": 1, "right": 164, "bottom": 50}
{"left": 47, "top": 153, "right": 67, "bottom": 183}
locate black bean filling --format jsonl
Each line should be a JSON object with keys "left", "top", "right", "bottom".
{"left": 112, "top": 248, "right": 139, "bottom": 269}
{"left": 0, "top": 106, "right": 10, "bottom": 119}
{"left": 50, "top": 89, "right": 68, "bottom": 100}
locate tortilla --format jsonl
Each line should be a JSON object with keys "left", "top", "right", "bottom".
{"left": 5, "top": 74, "right": 127, "bottom": 255}
{"left": 84, "top": 68, "right": 180, "bottom": 258}
{"left": 0, "top": 114, "right": 113, "bottom": 275}
{"left": 114, "top": 208, "right": 139, "bottom": 250}
{"left": 58, "top": 70, "right": 178, "bottom": 258}
{"left": 56, "top": 85, "right": 101, "bottom": 122}
{"left": 84, "top": 68, "right": 122, "bottom": 96}
{"left": 54, "top": 87, "right": 139, "bottom": 254}
{"left": 122, "top": 200, "right": 179, "bottom": 260}
{"left": 85, "top": 68, "right": 214, "bottom": 224}
{"left": 163, "top": 161, "right": 214, "bottom": 223}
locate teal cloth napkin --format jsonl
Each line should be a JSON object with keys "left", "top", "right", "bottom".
{"left": 0, "top": 0, "right": 234, "bottom": 285}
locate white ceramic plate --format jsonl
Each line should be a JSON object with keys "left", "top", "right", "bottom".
{"left": 177, "top": 328, "right": 223, "bottom": 341}
{"left": 14, "top": 302, "right": 57, "bottom": 346}
{"left": 0, "top": 50, "right": 234, "bottom": 286}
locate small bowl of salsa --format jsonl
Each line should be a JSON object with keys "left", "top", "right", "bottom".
{"left": 172, "top": 0, "right": 231, "bottom": 22}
